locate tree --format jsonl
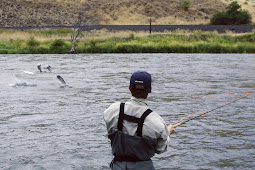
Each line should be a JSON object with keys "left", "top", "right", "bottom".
{"left": 69, "top": 14, "right": 82, "bottom": 54}
{"left": 226, "top": 1, "right": 241, "bottom": 15}
{"left": 211, "top": 1, "right": 252, "bottom": 25}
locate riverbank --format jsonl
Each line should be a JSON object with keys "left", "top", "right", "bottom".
{"left": 0, "top": 28, "right": 254, "bottom": 54}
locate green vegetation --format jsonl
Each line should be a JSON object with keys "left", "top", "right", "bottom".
{"left": 0, "top": 28, "right": 255, "bottom": 54}
{"left": 180, "top": 0, "right": 191, "bottom": 11}
{"left": 211, "top": 1, "right": 252, "bottom": 25}
{"left": 26, "top": 37, "right": 40, "bottom": 47}
{"left": 26, "top": 29, "right": 73, "bottom": 37}
{"left": 49, "top": 39, "right": 69, "bottom": 54}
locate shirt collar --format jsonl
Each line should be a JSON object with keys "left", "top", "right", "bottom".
{"left": 130, "top": 96, "right": 148, "bottom": 106}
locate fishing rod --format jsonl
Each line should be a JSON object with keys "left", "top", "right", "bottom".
{"left": 172, "top": 91, "right": 253, "bottom": 128}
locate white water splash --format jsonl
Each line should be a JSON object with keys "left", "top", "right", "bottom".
{"left": 9, "top": 76, "right": 37, "bottom": 87}
{"left": 23, "top": 70, "right": 35, "bottom": 75}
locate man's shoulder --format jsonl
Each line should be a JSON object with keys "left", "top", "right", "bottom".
{"left": 104, "top": 102, "right": 121, "bottom": 114}
{"left": 147, "top": 111, "right": 165, "bottom": 122}
{"left": 145, "top": 111, "right": 166, "bottom": 128}
{"left": 106, "top": 101, "right": 121, "bottom": 109}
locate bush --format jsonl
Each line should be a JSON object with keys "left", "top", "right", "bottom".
{"left": 13, "top": 38, "right": 23, "bottom": 49}
{"left": 128, "top": 33, "right": 135, "bottom": 40}
{"left": 26, "top": 37, "right": 40, "bottom": 47}
{"left": 211, "top": 1, "right": 252, "bottom": 25}
{"left": 236, "top": 32, "right": 255, "bottom": 42}
{"left": 180, "top": 0, "right": 191, "bottom": 11}
{"left": 49, "top": 39, "right": 68, "bottom": 54}
{"left": 51, "top": 39, "right": 65, "bottom": 47}
{"left": 0, "top": 49, "right": 8, "bottom": 54}
{"left": 89, "top": 39, "right": 99, "bottom": 47}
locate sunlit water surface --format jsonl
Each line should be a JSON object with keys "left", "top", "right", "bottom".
{"left": 0, "top": 54, "right": 254, "bottom": 170}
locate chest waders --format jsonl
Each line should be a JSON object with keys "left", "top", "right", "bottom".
{"left": 108, "top": 103, "right": 157, "bottom": 168}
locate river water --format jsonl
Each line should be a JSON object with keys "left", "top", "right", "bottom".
{"left": 0, "top": 54, "right": 254, "bottom": 170}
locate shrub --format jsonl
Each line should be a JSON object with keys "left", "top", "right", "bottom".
{"left": 180, "top": 0, "right": 191, "bottom": 11}
{"left": 234, "top": 32, "right": 255, "bottom": 42}
{"left": 128, "top": 33, "right": 135, "bottom": 40}
{"left": 89, "top": 39, "right": 99, "bottom": 47}
{"left": 26, "top": 37, "right": 40, "bottom": 47}
{"left": 51, "top": 39, "right": 65, "bottom": 47}
{"left": 0, "top": 49, "right": 8, "bottom": 54}
{"left": 145, "top": 5, "right": 151, "bottom": 13}
{"left": 211, "top": 1, "right": 252, "bottom": 25}
{"left": 14, "top": 38, "right": 23, "bottom": 49}
{"left": 49, "top": 39, "right": 68, "bottom": 54}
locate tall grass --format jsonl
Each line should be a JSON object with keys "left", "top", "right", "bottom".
{"left": 0, "top": 29, "right": 254, "bottom": 54}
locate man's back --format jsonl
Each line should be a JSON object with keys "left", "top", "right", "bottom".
{"left": 104, "top": 97, "right": 170, "bottom": 155}
{"left": 104, "top": 71, "right": 175, "bottom": 170}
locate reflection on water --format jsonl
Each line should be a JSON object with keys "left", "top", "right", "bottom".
{"left": 0, "top": 54, "right": 254, "bottom": 169}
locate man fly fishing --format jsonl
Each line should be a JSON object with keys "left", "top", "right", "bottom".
{"left": 104, "top": 71, "right": 175, "bottom": 170}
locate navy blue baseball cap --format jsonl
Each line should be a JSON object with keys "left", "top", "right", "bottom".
{"left": 130, "top": 71, "right": 151, "bottom": 93}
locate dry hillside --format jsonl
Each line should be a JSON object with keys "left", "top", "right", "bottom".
{"left": 0, "top": 0, "right": 254, "bottom": 27}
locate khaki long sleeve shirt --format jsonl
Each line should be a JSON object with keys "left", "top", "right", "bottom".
{"left": 104, "top": 96, "right": 170, "bottom": 154}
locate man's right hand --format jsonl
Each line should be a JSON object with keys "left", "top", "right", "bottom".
{"left": 168, "top": 124, "right": 175, "bottom": 136}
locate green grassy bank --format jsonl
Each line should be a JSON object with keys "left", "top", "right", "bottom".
{"left": 0, "top": 29, "right": 255, "bottom": 54}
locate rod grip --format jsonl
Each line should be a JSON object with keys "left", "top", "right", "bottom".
{"left": 172, "top": 122, "right": 184, "bottom": 128}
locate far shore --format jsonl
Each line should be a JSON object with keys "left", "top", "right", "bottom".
{"left": 0, "top": 28, "right": 254, "bottom": 54}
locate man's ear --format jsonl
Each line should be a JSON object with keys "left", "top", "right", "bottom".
{"left": 129, "top": 85, "right": 131, "bottom": 92}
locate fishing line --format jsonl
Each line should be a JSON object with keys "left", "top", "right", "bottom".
{"left": 191, "top": 91, "right": 252, "bottom": 100}
{"left": 172, "top": 91, "right": 253, "bottom": 128}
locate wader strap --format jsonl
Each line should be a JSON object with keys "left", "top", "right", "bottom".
{"left": 117, "top": 103, "right": 125, "bottom": 131}
{"left": 137, "top": 109, "right": 152, "bottom": 136}
{"left": 117, "top": 103, "right": 152, "bottom": 137}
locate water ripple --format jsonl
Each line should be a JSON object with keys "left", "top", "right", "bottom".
{"left": 0, "top": 54, "right": 254, "bottom": 169}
